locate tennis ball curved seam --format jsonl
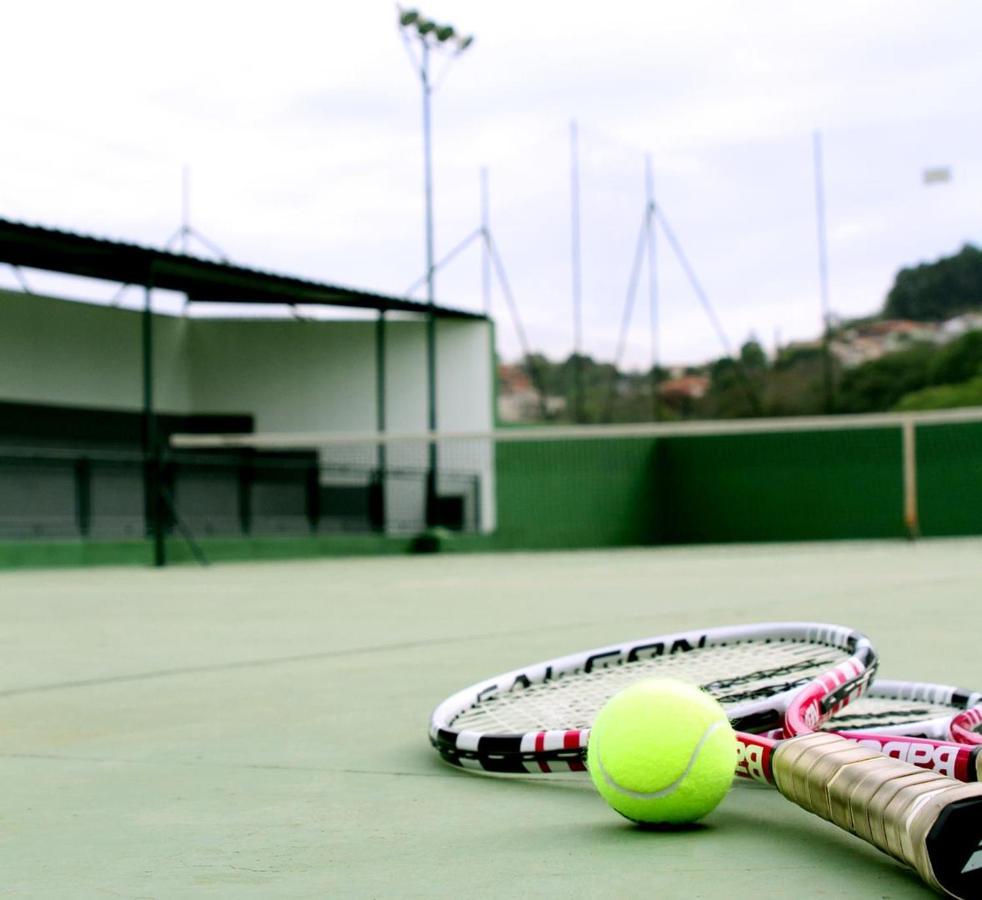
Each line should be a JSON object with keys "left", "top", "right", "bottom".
{"left": 592, "top": 719, "right": 726, "bottom": 800}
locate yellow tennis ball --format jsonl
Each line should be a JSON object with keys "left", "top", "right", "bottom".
{"left": 587, "top": 678, "right": 737, "bottom": 825}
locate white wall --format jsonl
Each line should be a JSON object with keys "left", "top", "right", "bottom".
{"left": 187, "top": 318, "right": 380, "bottom": 432}
{"left": 375, "top": 316, "right": 496, "bottom": 532}
{"left": 0, "top": 290, "right": 492, "bottom": 433}
{"left": 186, "top": 315, "right": 493, "bottom": 432}
{"left": 0, "top": 289, "right": 191, "bottom": 412}
{"left": 0, "top": 289, "right": 495, "bottom": 532}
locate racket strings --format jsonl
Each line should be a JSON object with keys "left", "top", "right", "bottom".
{"left": 451, "top": 640, "right": 850, "bottom": 734}
{"left": 828, "top": 697, "right": 958, "bottom": 730}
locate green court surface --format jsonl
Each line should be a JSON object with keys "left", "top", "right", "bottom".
{"left": 3, "top": 540, "right": 980, "bottom": 898}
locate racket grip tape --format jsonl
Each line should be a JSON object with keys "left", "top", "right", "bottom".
{"left": 773, "top": 732, "right": 982, "bottom": 898}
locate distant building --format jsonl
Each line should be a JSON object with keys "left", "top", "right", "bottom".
{"left": 498, "top": 363, "right": 533, "bottom": 395}
{"left": 941, "top": 311, "right": 982, "bottom": 338}
{"left": 497, "top": 363, "right": 565, "bottom": 423}
{"left": 858, "top": 319, "right": 925, "bottom": 337}
{"left": 831, "top": 319, "right": 943, "bottom": 368}
{"left": 657, "top": 374, "right": 709, "bottom": 401}
{"left": 830, "top": 336, "right": 884, "bottom": 368}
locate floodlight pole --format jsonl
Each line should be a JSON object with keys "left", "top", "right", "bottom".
{"left": 569, "top": 120, "right": 585, "bottom": 424}
{"left": 181, "top": 164, "right": 190, "bottom": 254}
{"left": 142, "top": 276, "right": 165, "bottom": 567}
{"left": 813, "top": 130, "right": 834, "bottom": 413}
{"left": 481, "top": 167, "right": 491, "bottom": 314}
{"left": 420, "top": 39, "right": 439, "bottom": 525}
{"left": 398, "top": 8, "right": 473, "bottom": 527}
{"left": 645, "top": 155, "right": 661, "bottom": 421}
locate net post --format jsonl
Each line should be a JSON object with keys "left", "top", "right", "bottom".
{"left": 902, "top": 417, "right": 919, "bottom": 539}
{"left": 74, "top": 456, "right": 91, "bottom": 538}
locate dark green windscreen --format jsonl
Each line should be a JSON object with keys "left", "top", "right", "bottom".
{"left": 491, "top": 437, "right": 660, "bottom": 549}
{"left": 655, "top": 428, "right": 905, "bottom": 543}
{"left": 916, "top": 421, "right": 982, "bottom": 536}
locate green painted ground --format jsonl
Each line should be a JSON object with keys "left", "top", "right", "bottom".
{"left": 2, "top": 540, "right": 980, "bottom": 898}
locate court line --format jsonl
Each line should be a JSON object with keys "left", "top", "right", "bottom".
{"left": 0, "top": 622, "right": 593, "bottom": 699}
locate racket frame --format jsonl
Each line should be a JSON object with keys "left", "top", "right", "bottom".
{"left": 430, "top": 621, "right": 873, "bottom": 775}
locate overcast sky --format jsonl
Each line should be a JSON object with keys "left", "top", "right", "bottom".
{"left": 1, "top": 0, "right": 981, "bottom": 368}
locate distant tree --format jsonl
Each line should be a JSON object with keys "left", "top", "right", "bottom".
{"left": 740, "top": 339, "right": 768, "bottom": 371}
{"left": 835, "top": 343, "right": 936, "bottom": 413}
{"left": 884, "top": 244, "right": 982, "bottom": 321}
{"left": 697, "top": 352, "right": 763, "bottom": 418}
{"left": 927, "top": 330, "right": 982, "bottom": 386}
{"left": 895, "top": 375, "right": 982, "bottom": 411}
{"left": 773, "top": 345, "right": 824, "bottom": 372}
{"left": 762, "top": 352, "right": 833, "bottom": 417}
{"left": 709, "top": 356, "right": 737, "bottom": 384}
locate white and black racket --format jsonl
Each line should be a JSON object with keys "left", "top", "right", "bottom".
{"left": 429, "top": 622, "right": 982, "bottom": 899}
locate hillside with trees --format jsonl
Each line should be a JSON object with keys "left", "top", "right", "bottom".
{"left": 884, "top": 245, "right": 982, "bottom": 321}
{"left": 499, "top": 243, "right": 982, "bottom": 423}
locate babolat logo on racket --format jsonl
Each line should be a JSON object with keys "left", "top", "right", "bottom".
{"left": 924, "top": 797, "right": 982, "bottom": 897}
{"left": 851, "top": 737, "right": 962, "bottom": 777}
{"left": 734, "top": 739, "right": 770, "bottom": 783}
{"left": 964, "top": 841, "right": 982, "bottom": 875}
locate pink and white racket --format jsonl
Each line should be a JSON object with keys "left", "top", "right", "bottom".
{"left": 826, "top": 679, "right": 982, "bottom": 746}
{"left": 430, "top": 622, "right": 982, "bottom": 899}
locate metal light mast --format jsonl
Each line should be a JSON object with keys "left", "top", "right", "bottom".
{"left": 397, "top": 7, "right": 474, "bottom": 526}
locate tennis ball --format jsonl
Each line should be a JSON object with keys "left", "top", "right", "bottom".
{"left": 587, "top": 678, "right": 737, "bottom": 826}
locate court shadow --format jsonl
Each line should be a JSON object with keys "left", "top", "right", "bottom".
{"left": 578, "top": 800, "right": 931, "bottom": 895}
{"left": 423, "top": 750, "right": 939, "bottom": 896}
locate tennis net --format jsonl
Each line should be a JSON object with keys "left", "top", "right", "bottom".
{"left": 167, "top": 407, "right": 982, "bottom": 546}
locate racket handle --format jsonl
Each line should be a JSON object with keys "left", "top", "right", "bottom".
{"left": 772, "top": 732, "right": 982, "bottom": 899}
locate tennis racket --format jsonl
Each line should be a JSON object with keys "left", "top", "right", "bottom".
{"left": 429, "top": 622, "right": 982, "bottom": 898}
{"left": 828, "top": 679, "right": 982, "bottom": 745}
{"left": 815, "top": 679, "right": 982, "bottom": 781}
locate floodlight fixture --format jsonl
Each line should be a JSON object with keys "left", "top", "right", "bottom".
{"left": 398, "top": 6, "right": 473, "bottom": 55}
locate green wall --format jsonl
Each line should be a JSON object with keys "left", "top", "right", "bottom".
{"left": 486, "top": 437, "right": 660, "bottom": 549}
{"left": 916, "top": 421, "right": 982, "bottom": 536}
{"left": 479, "top": 427, "right": 909, "bottom": 550}
{"left": 655, "top": 428, "right": 905, "bottom": 543}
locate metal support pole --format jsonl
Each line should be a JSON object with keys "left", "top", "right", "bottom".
{"left": 645, "top": 155, "right": 660, "bottom": 421}
{"left": 399, "top": 11, "right": 474, "bottom": 527}
{"left": 142, "top": 281, "right": 165, "bottom": 566}
{"left": 373, "top": 310, "right": 388, "bottom": 532}
{"left": 181, "top": 165, "right": 190, "bottom": 254}
{"left": 902, "top": 418, "right": 919, "bottom": 539}
{"left": 74, "top": 456, "right": 91, "bottom": 537}
{"left": 814, "top": 131, "right": 834, "bottom": 412}
{"left": 570, "top": 120, "right": 584, "bottom": 423}
{"left": 376, "top": 311, "right": 388, "bottom": 440}
{"left": 481, "top": 167, "right": 491, "bottom": 315}
{"left": 422, "top": 39, "right": 439, "bottom": 526}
